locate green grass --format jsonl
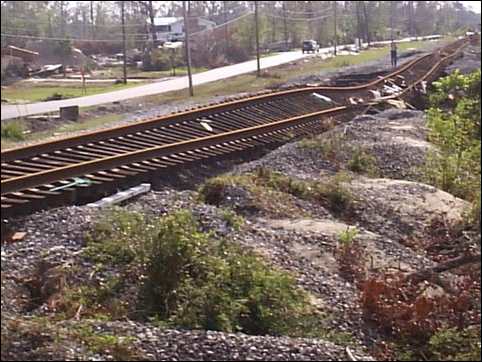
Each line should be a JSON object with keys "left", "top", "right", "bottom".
{"left": 1, "top": 121, "right": 25, "bottom": 141}
{"left": 143, "top": 39, "right": 446, "bottom": 104}
{"left": 1, "top": 113, "right": 123, "bottom": 150}
{"left": 97, "top": 66, "right": 208, "bottom": 79}
{"left": 2, "top": 82, "right": 143, "bottom": 103}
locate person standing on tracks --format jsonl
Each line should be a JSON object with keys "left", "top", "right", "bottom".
{"left": 390, "top": 42, "right": 398, "bottom": 68}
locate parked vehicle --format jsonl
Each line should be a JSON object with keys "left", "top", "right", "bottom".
{"left": 168, "top": 32, "right": 185, "bottom": 42}
{"left": 302, "top": 40, "right": 320, "bottom": 53}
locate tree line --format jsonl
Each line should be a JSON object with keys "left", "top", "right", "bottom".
{"left": 1, "top": 1, "right": 480, "bottom": 62}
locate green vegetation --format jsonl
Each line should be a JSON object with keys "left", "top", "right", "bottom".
{"left": 423, "top": 69, "right": 480, "bottom": 228}
{"left": 1, "top": 121, "right": 25, "bottom": 141}
{"left": 1, "top": 317, "right": 142, "bottom": 361}
{"left": 337, "top": 227, "right": 359, "bottom": 246}
{"left": 347, "top": 148, "right": 378, "bottom": 176}
{"left": 300, "top": 134, "right": 379, "bottom": 177}
{"left": 220, "top": 208, "right": 245, "bottom": 231}
{"left": 1, "top": 113, "right": 123, "bottom": 150}
{"left": 200, "top": 168, "right": 355, "bottom": 217}
{"left": 72, "top": 324, "right": 140, "bottom": 361}
{"left": 83, "top": 209, "right": 322, "bottom": 337}
{"left": 98, "top": 65, "right": 208, "bottom": 79}
{"left": 2, "top": 81, "right": 142, "bottom": 103}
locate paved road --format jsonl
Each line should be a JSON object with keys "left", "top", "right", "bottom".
{"left": 1, "top": 50, "right": 316, "bottom": 120}
{"left": 0, "top": 36, "right": 440, "bottom": 121}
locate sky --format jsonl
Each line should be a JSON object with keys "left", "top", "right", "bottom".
{"left": 462, "top": 1, "right": 481, "bottom": 13}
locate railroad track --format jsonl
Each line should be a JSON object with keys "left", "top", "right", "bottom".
{"left": 0, "top": 37, "right": 472, "bottom": 219}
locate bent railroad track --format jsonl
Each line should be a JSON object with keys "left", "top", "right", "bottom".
{"left": 0, "top": 36, "right": 473, "bottom": 219}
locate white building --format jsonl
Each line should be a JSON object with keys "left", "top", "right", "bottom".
{"left": 151, "top": 17, "right": 216, "bottom": 43}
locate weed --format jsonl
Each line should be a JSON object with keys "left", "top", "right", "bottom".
{"left": 1, "top": 121, "right": 25, "bottom": 141}
{"left": 85, "top": 209, "right": 322, "bottom": 337}
{"left": 73, "top": 323, "right": 140, "bottom": 361}
{"left": 337, "top": 226, "right": 359, "bottom": 246}
{"left": 220, "top": 208, "right": 245, "bottom": 230}
{"left": 361, "top": 272, "right": 481, "bottom": 360}
{"left": 335, "top": 227, "right": 365, "bottom": 283}
{"left": 347, "top": 148, "right": 378, "bottom": 176}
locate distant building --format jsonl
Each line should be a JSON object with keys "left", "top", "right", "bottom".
{"left": 150, "top": 17, "right": 216, "bottom": 43}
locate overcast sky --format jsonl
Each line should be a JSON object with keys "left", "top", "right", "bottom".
{"left": 462, "top": 1, "right": 481, "bottom": 13}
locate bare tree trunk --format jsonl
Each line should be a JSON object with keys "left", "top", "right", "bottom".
{"left": 60, "top": 0, "right": 65, "bottom": 35}
{"left": 148, "top": 0, "right": 157, "bottom": 44}
{"left": 355, "top": 1, "right": 362, "bottom": 47}
{"left": 408, "top": 1, "right": 415, "bottom": 36}
{"left": 90, "top": 1, "right": 94, "bottom": 40}
{"left": 307, "top": 1, "right": 314, "bottom": 40}
{"left": 361, "top": 1, "right": 370, "bottom": 46}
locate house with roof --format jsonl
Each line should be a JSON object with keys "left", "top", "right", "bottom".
{"left": 151, "top": 17, "right": 216, "bottom": 43}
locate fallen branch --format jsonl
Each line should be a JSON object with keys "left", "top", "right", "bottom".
{"left": 345, "top": 346, "right": 358, "bottom": 361}
{"left": 406, "top": 253, "right": 481, "bottom": 286}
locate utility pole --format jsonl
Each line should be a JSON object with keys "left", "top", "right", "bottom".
{"left": 183, "top": 0, "right": 193, "bottom": 96}
{"left": 223, "top": 1, "right": 228, "bottom": 54}
{"left": 333, "top": 1, "right": 337, "bottom": 56}
{"left": 121, "top": 1, "right": 127, "bottom": 84}
{"left": 255, "top": 1, "right": 260, "bottom": 77}
{"left": 282, "top": 1, "right": 288, "bottom": 50}
{"left": 390, "top": 1, "right": 394, "bottom": 43}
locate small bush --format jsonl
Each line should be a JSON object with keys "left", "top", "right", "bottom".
{"left": 427, "top": 327, "right": 481, "bottom": 361}
{"left": 1, "top": 122, "right": 25, "bottom": 141}
{"left": 337, "top": 227, "right": 359, "bottom": 246}
{"left": 335, "top": 227, "right": 365, "bottom": 283}
{"left": 84, "top": 208, "right": 151, "bottom": 265}
{"left": 200, "top": 169, "right": 355, "bottom": 218}
{"left": 86, "top": 209, "right": 321, "bottom": 337}
{"left": 348, "top": 148, "right": 378, "bottom": 176}
{"left": 362, "top": 273, "right": 481, "bottom": 360}
{"left": 220, "top": 208, "right": 245, "bottom": 230}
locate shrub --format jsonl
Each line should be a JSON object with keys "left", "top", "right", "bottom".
{"left": 427, "top": 327, "right": 481, "bottom": 361}
{"left": 1, "top": 122, "right": 25, "bottom": 141}
{"left": 347, "top": 148, "right": 378, "bottom": 176}
{"left": 87, "top": 209, "right": 320, "bottom": 336}
{"left": 220, "top": 208, "right": 245, "bottom": 231}
{"left": 361, "top": 273, "right": 481, "bottom": 360}
{"left": 200, "top": 169, "right": 355, "bottom": 218}
{"left": 335, "top": 227, "right": 365, "bottom": 283}
{"left": 424, "top": 70, "right": 481, "bottom": 203}
{"left": 85, "top": 208, "right": 151, "bottom": 265}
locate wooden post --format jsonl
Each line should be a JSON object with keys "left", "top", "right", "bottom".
{"left": 183, "top": 0, "right": 193, "bottom": 96}
{"left": 121, "top": 1, "right": 127, "bottom": 84}
{"left": 255, "top": 1, "right": 260, "bottom": 77}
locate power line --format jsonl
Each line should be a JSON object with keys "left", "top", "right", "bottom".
{"left": 189, "top": 11, "right": 254, "bottom": 37}
{"left": 0, "top": 33, "right": 149, "bottom": 42}
{"left": 261, "top": 12, "right": 333, "bottom": 22}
